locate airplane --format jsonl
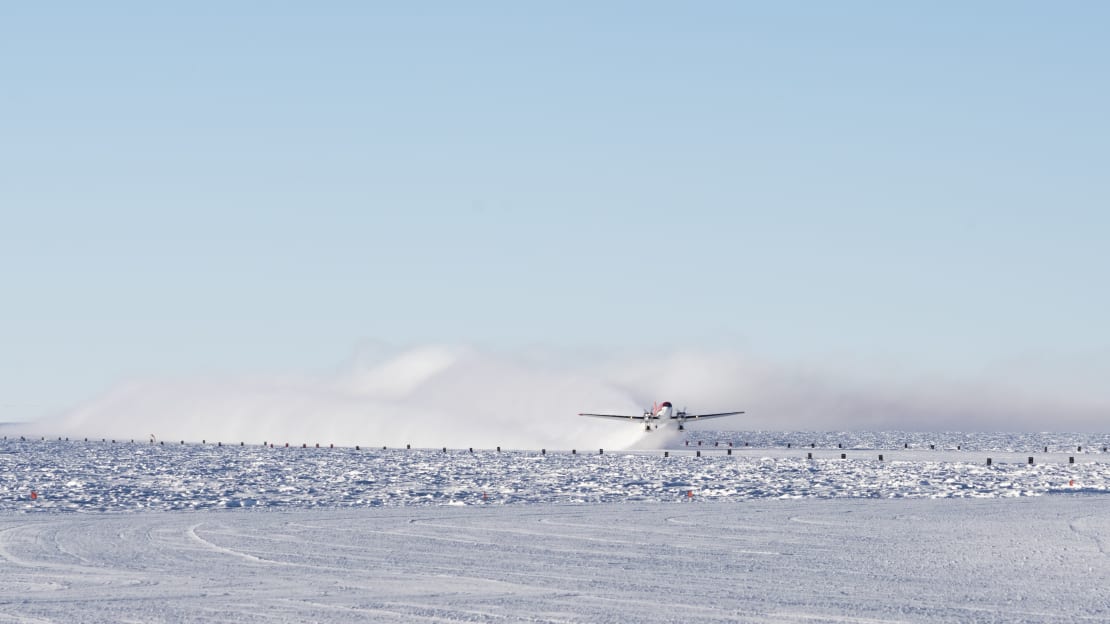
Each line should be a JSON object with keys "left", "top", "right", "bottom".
{"left": 578, "top": 401, "right": 744, "bottom": 432}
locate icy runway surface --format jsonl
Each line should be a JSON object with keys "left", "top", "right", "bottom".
{"left": 3, "top": 499, "right": 1110, "bottom": 623}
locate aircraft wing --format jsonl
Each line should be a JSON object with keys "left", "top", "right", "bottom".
{"left": 578, "top": 412, "right": 649, "bottom": 421}
{"left": 674, "top": 411, "right": 745, "bottom": 420}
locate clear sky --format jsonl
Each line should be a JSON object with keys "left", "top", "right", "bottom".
{"left": 2, "top": 3, "right": 1108, "bottom": 425}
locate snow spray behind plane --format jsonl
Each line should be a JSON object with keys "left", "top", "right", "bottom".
{"left": 33, "top": 346, "right": 646, "bottom": 450}
{"left": 22, "top": 344, "right": 1110, "bottom": 445}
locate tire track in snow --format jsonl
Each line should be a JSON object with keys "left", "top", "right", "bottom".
{"left": 186, "top": 523, "right": 279, "bottom": 565}
{"left": 0, "top": 524, "right": 34, "bottom": 568}
{"left": 1068, "top": 514, "right": 1110, "bottom": 558}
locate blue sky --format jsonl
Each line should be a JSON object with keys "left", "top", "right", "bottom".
{"left": 2, "top": 3, "right": 1108, "bottom": 423}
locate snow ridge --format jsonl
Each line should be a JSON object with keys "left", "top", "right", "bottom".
{"left": 3, "top": 431, "right": 1109, "bottom": 512}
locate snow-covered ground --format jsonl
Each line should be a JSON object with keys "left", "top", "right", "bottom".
{"left": 4, "top": 432, "right": 1110, "bottom": 510}
{"left": 4, "top": 499, "right": 1110, "bottom": 622}
{"left": 2, "top": 431, "right": 1110, "bottom": 622}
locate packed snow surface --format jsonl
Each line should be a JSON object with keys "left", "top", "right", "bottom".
{"left": 2, "top": 431, "right": 1110, "bottom": 622}
{"left": 3, "top": 499, "right": 1110, "bottom": 622}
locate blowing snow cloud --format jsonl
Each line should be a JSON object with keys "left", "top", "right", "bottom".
{"left": 27, "top": 345, "right": 1110, "bottom": 447}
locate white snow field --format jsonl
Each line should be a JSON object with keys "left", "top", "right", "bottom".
{"left": 4, "top": 499, "right": 1110, "bottom": 623}
{"left": 3, "top": 432, "right": 1110, "bottom": 622}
